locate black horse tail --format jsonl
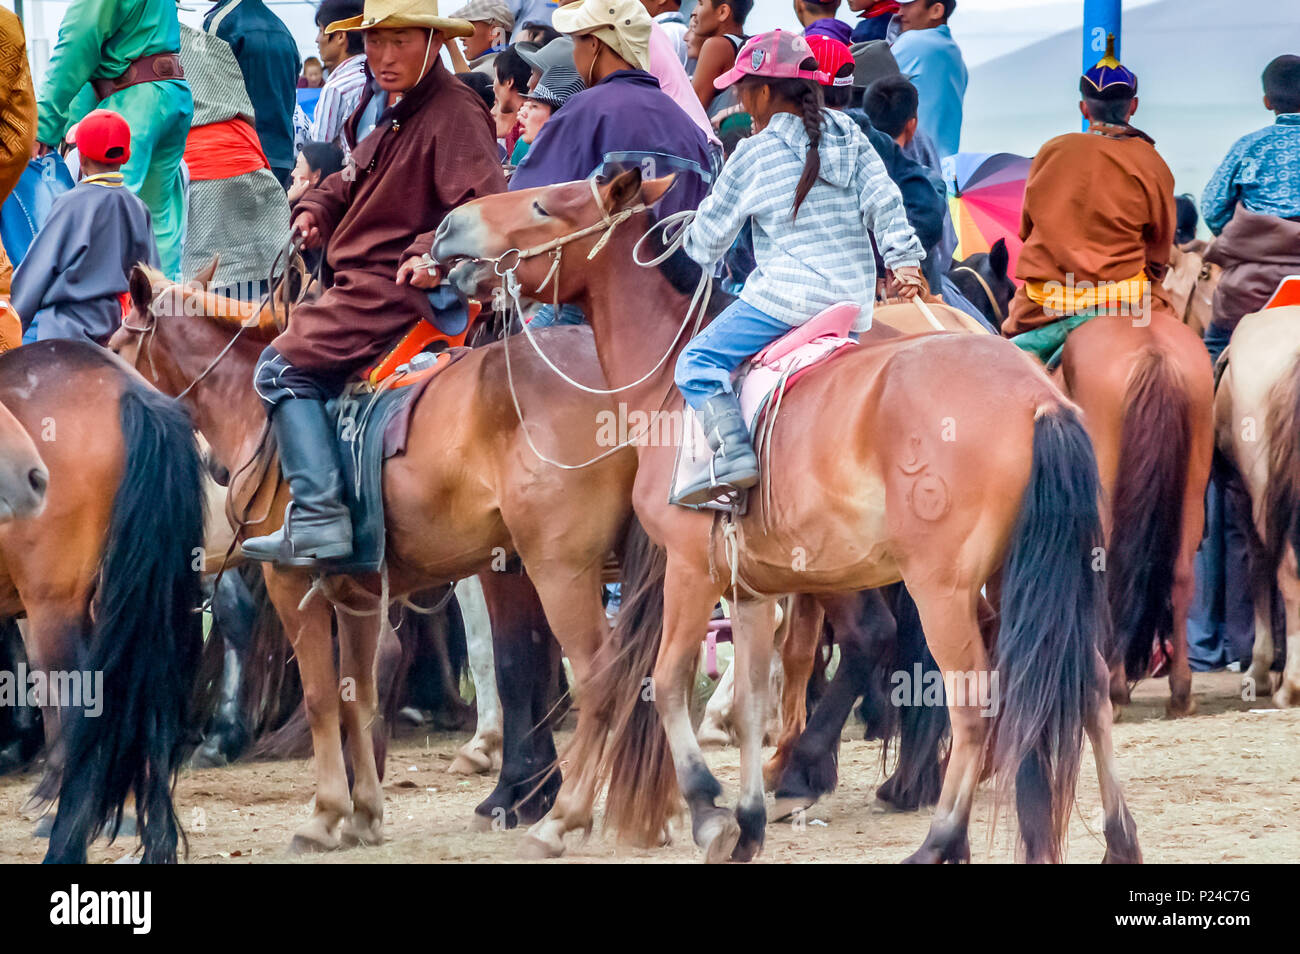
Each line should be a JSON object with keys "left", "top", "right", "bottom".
{"left": 564, "top": 517, "right": 678, "bottom": 847}
{"left": 45, "top": 381, "right": 205, "bottom": 864}
{"left": 1107, "top": 348, "right": 1191, "bottom": 678}
{"left": 994, "top": 405, "right": 1107, "bottom": 863}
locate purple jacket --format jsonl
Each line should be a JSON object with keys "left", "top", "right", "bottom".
{"left": 509, "top": 69, "right": 714, "bottom": 218}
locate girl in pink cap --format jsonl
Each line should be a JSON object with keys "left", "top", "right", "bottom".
{"left": 672, "top": 28, "right": 926, "bottom": 506}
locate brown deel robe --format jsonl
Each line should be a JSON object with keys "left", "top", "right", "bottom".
{"left": 1204, "top": 205, "right": 1300, "bottom": 332}
{"left": 0, "top": 8, "right": 36, "bottom": 299}
{"left": 1004, "top": 126, "right": 1176, "bottom": 337}
{"left": 280, "top": 61, "right": 506, "bottom": 374}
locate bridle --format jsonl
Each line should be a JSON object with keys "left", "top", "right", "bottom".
{"left": 120, "top": 233, "right": 311, "bottom": 401}
{"left": 951, "top": 263, "right": 1006, "bottom": 325}
{"left": 452, "top": 180, "right": 714, "bottom": 470}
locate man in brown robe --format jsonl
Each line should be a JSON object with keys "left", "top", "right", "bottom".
{"left": 0, "top": 7, "right": 37, "bottom": 349}
{"left": 1002, "top": 38, "right": 1176, "bottom": 339}
{"left": 242, "top": 0, "right": 505, "bottom": 568}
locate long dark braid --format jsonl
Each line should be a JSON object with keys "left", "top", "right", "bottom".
{"left": 790, "top": 79, "right": 824, "bottom": 219}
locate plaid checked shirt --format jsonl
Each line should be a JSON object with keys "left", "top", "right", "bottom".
{"left": 683, "top": 109, "right": 923, "bottom": 331}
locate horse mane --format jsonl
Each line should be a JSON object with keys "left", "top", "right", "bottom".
{"left": 141, "top": 264, "right": 282, "bottom": 341}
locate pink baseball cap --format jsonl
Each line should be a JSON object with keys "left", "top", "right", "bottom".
{"left": 714, "top": 29, "right": 831, "bottom": 90}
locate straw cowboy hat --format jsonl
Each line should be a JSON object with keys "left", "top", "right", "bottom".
{"left": 325, "top": 0, "right": 474, "bottom": 38}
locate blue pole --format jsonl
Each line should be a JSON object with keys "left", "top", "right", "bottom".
{"left": 1082, "top": 0, "right": 1123, "bottom": 128}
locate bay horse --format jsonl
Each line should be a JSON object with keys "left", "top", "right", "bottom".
{"left": 0, "top": 340, "right": 204, "bottom": 864}
{"left": 1213, "top": 304, "right": 1300, "bottom": 706}
{"left": 112, "top": 266, "right": 639, "bottom": 851}
{"left": 1057, "top": 308, "right": 1214, "bottom": 715}
{"left": 433, "top": 169, "right": 1140, "bottom": 864}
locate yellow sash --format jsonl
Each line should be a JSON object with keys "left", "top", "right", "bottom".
{"left": 1025, "top": 271, "right": 1148, "bottom": 315}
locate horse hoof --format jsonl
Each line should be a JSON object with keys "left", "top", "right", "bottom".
{"left": 1165, "top": 696, "right": 1197, "bottom": 718}
{"left": 769, "top": 796, "right": 815, "bottom": 823}
{"left": 901, "top": 847, "right": 942, "bottom": 864}
{"left": 699, "top": 814, "right": 741, "bottom": 864}
{"left": 1274, "top": 684, "right": 1297, "bottom": 709}
{"left": 288, "top": 826, "right": 340, "bottom": 855}
{"left": 448, "top": 746, "right": 494, "bottom": 776}
{"left": 340, "top": 817, "right": 383, "bottom": 848}
{"left": 519, "top": 833, "right": 564, "bottom": 859}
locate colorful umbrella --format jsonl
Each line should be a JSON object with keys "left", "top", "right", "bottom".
{"left": 943, "top": 152, "right": 1033, "bottom": 282}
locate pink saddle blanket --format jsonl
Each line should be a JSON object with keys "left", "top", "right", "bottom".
{"left": 671, "top": 302, "right": 861, "bottom": 509}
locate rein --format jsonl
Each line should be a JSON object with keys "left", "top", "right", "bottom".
{"left": 485, "top": 185, "right": 713, "bottom": 469}
{"left": 952, "top": 264, "right": 1005, "bottom": 325}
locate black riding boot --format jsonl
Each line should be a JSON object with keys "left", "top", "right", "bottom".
{"left": 672, "top": 393, "right": 760, "bottom": 507}
{"left": 241, "top": 398, "right": 353, "bottom": 567}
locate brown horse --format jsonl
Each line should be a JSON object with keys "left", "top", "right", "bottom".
{"left": 0, "top": 340, "right": 205, "bottom": 863}
{"left": 112, "top": 266, "right": 639, "bottom": 852}
{"left": 1213, "top": 304, "right": 1300, "bottom": 705}
{"left": 1057, "top": 310, "right": 1214, "bottom": 716}
{"left": 433, "top": 170, "right": 1140, "bottom": 864}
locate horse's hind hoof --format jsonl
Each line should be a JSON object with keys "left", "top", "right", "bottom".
{"left": 518, "top": 833, "right": 564, "bottom": 859}
{"left": 1165, "top": 696, "right": 1197, "bottom": 718}
{"left": 340, "top": 817, "right": 383, "bottom": 849}
{"left": 288, "top": 829, "right": 340, "bottom": 855}
{"left": 697, "top": 813, "right": 741, "bottom": 864}
{"left": 769, "top": 795, "right": 815, "bottom": 823}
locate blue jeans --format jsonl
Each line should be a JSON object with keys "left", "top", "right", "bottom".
{"left": 530, "top": 303, "right": 586, "bottom": 329}
{"left": 1204, "top": 318, "right": 1232, "bottom": 364}
{"left": 675, "top": 299, "right": 794, "bottom": 410}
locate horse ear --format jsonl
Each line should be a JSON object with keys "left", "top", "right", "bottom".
{"left": 640, "top": 174, "right": 676, "bottom": 209}
{"left": 191, "top": 254, "right": 220, "bottom": 290}
{"left": 988, "top": 238, "right": 1009, "bottom": 278}
{"left": 601, "top": 168, "right": 643, "bottom": 213}
{"left": 129, "top": 265, "right": 153, "bottom": 313}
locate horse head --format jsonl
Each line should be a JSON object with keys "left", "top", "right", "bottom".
{"left": 949, "top": 238, "right": 1015, "bottom": 332}
{"left": 432, "top": 169, "right": 676, "bottom": 307}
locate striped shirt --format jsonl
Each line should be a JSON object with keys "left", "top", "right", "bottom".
{"left": 311, "top": 54, "right": 368, "bottom": 148}
{"left": 683, "top": 109, "right": 923, "bottom": 331}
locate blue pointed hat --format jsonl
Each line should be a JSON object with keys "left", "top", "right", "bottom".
{"left": 1081, "top": 34, "right": 1137, "bottom": 99}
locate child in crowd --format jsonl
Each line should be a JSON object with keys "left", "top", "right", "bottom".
{"left": 288, "top": 140, "right": 346, "bottom": 205}
{"left": 672, "top": 30, "right": 925, "bottom": 505}
{"left": 10, "top": 109, "right": 157, "bottom": 345}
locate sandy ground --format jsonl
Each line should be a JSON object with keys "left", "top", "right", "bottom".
{"left": 0, "top": 670, "right": 1295, "bottom": 863}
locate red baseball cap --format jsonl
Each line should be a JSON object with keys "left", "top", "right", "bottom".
{"left": 714, "top": 30, "right": 830, "bottom": 90}
{"left": 68, "top": 109, "right": 132, "bottom": 164}
{"left": 805, "top": 35, "right": 856, "bottom": 88}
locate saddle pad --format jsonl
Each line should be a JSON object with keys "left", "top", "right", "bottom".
{"left": 670, "top": 334, "right": 856, "bottom": 510}
{"left": 328, "top": 385, "right": 413, "bottom": 574}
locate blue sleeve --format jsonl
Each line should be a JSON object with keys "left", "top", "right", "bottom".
{"left": 9, "top": 199, "right": 73, "bottom": 328}
{"left": 1202, "top": 140, "right": 1244, "bottom": 236}
{"left": 510, "top": 108, "right": 603, "bottom": 192}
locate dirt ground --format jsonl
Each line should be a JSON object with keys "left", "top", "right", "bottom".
{"left": 0, "top": 670, "right": 1295, "bottom": 863}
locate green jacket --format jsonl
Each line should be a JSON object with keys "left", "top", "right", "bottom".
{"left": 36, "top": 0, "right": 182, "bottom": 145}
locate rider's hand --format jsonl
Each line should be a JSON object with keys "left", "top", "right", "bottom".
{"left": 292, "top": 211, "right": 322, "bottom": 249}
{"left": 397, "top": 256, "right": 440, "bottom": 288}
{"left": 890, "top": 266, "right": 926, "bottom": 301}
{"left": 30, "top": 141, "right": 50, "bottom": 159}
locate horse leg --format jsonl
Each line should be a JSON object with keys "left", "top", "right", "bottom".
{"left": 1245, "top": 555, "right": 1277, "bottom": 698}
{"left": 449, "top": 576, "right": 502, "bottom": 775}
{"left": 1167, "top": 426, "right": 1210, "bottom": 717}
{"left": 772, "top": 590, "right": 894, "bottom": 820}
{"left": 729, "top": 596, "right": 779, "bottom": 861}
{"left": 263, "top": 569, "right": 351, "bottom": 853}
{"left": 1085, "top": 650, "right": 1141, "bottom": 862}
{"left": 16, "top": 603, "right": 86, "bottom": 823}
{"left": 696, "top": 656, "right": 736, "bottom": 747}
{"left": 903, "top": 588, "right": 987, "bottom": 864}
{"left": 474, "top": 570, "right": 560, "bottom": 830}
{"left": 763, "top": 594, "right": 823, "bottom": 790}
{"left": 518, "top": 564, "right": 608, "bottom": 857}
{"left": 336, "top": 607, "right": 387, "bottom": 847}
{"left": 1274, "top": 551, "right": 1300, "bottom": 707}
{"left": 652, "top": 559, "right": 733, "bottom": 862}
{"left": 192, "top": 568, "right": 257, "bottom": 767}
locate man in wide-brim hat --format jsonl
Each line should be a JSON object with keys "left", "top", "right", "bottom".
{"left": 241, "top": 0, "right": 506, "bottom": 568}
